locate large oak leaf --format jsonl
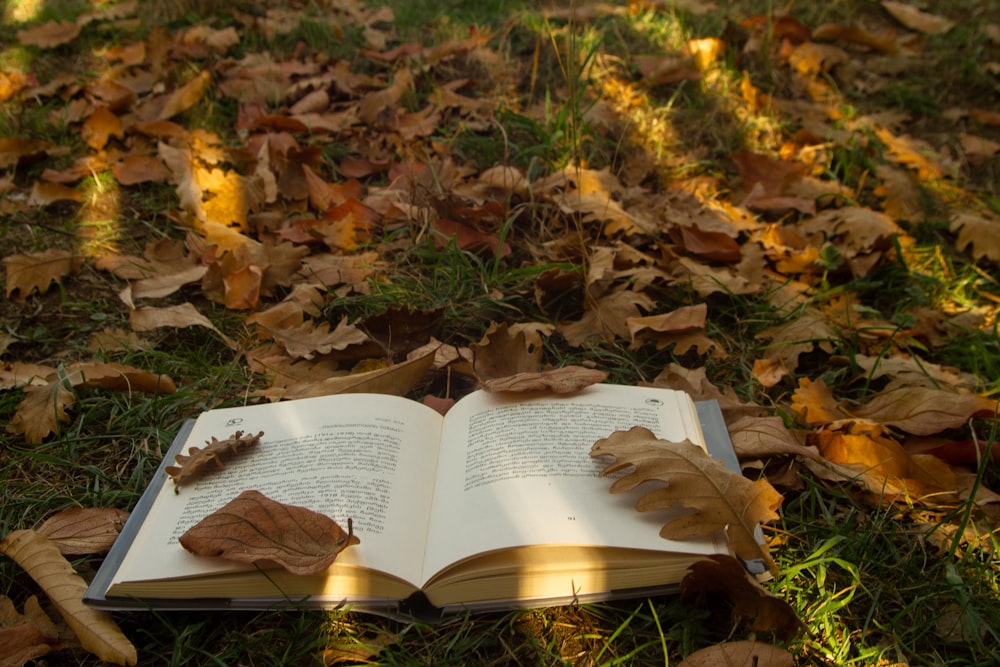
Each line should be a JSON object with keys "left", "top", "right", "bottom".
{"left": 179, "top": 490, "right": 359, "bottom": 576}
{"left": 591, "top": 427, "right": 781, "bottom": 572}
{"left": 851, "top": 387, "right": 998, "bottom": 435}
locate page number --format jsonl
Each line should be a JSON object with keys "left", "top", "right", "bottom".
{"left": 567, "top": 516, "right": 576, "bottom": 521}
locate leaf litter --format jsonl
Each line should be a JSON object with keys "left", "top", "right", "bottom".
{"left": 0, "top": 0, "right": 998, "bottom": 664}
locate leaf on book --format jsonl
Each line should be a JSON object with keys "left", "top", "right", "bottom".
{"left": 178, "top": 490, "right": 359, "bottom": 576}
{"left": 471, "top": 321, "right": 544, "bottom": 379}
{"left": 165, "top": 430, "right": 263, "bottom": 492}
{"left": 681, "top": 555, "right": 805, "bottom": 640}
{"left": 676, "top": 640, "right": 794, "bottom": 667}
{"left": 0, "top": 530, "right": 137, "bottom": 666}
{"left": 36, "top": 507, "right": 129, "bottom": 555}
{"left": 481, "top": 366, "right": 608, "bottom": 394}
{"left": 590, "top": 426, "right": 781, "bottom": 572}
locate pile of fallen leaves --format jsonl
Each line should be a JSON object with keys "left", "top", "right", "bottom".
{"left": 2, "top": 0, "right": 999, "bottom": 664}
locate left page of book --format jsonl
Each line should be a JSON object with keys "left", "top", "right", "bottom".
{"left": 108, "top": 393, "right": 444, "bottom": 594}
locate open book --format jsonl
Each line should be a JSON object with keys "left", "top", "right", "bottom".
{"left": 86, "top": 384, "right": 741, "bottom": 619}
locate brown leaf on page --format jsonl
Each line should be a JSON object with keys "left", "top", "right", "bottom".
{"left": 179, "top": 490, "right": 359, "bottom": 576}
{"left": 482, "top": 366, "right": 608, "bottom": 393}
{"left": 0, "top": 530, "right": 137, "bottom": 665}
{"left": 165, "top": 430, "right": 263, "bottom": 492}
{"left": 681, "top": 554, "right": 806, "bottom": 639}
{"left": 36, "top": 507, "right": 130, "bottom": 555}
{"left": 591, "top": 426, "right": 781, "bottom": 572}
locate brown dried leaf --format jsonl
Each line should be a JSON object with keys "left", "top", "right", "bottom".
{"left": 681, "top": 555, "right": 805, "bottom": 639}
{"left": 791, "top": 377, "right": 846, "bottom": 426}
{"left": 882, "top": 0, "right": 955, "bottom": 34}
{"left": 271, "top": 316, "right": 369, "bottom": 360}
{"left": 158, "top": 71, "right": 211, "bottom": 121}
{"left": 677, "top": 640, "right": 795, "bottom": 667}
{"left": 81, "top": 106, "right": 123, "bottom": 150}
{"left": 951, "top": 213, "right": 1000, "bottom": 264}
{"left": 727, "top": 415, "right": 819, "bottom": 461}
{"left": 471, "top": 322, "right": 544, "bottom": 380}
{"left": 17, "top": 20, "right": 81, "bottom": 48}
{"left": 112, "top": 155, "right": 169, "bottom": 185}
{"left": 36, "top": 508, "right": 129, "bottom": 555}
{"left": 852, "top": 387, "right": 998, "bottom": 435}
{"left": 28, "top": 181, "right": 82, "bottom": 206}
{"left": 0, "top": 595, "right": 62, "bottom": 666}
{"left": 129, "top": 303, "right": 239, "bottom": 350}
{"left": 4, "top": 249, "right": 82, "bottom": 299}
{"left": 165, "top": 430, "right": 263, "bottom": 492}
{"left": 0, "top": 530, "right": 136, "bottom": 665}
{"left": 591, "top": 427, "right": 781, "bottom": 572}
{"left": 179, "top": 490, "right": 359, "bottom": 575}
{"left": 481, "top": 366, "right": 608, "bottom": 394}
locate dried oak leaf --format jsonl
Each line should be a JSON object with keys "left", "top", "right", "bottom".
{"left": 851, "top": 387, "right": 998, "bottom": 436}
{"left": 16, "top": 20, "right": 81, "bottom": 48}
{"left": 0, "top": 530, "right": 136, "bottom": 665}
{"left": 179, "top": 490, "right": 360, "bottom": 575}
{"left": 472, "top": 321, "right": 545, "bottom": 380}
{"left": 681, "top": 555, "right": 805, "bottom": 640}
{"left": 591, "top": 427, "right": 781, "bottom": 572}
{"left": 166, "top": 430, "right": 263, "bottom": 492}
{"left": 3, "top": 248, "right": 82, "bottom": 299}
{"left": 36, "top": 507, "right": 129, "bottom": 555}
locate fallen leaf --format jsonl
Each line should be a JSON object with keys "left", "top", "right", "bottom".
{"left": 27, "top": 181, "right": 82, "bottom": 206}
{"left": 727, "top": 415, "right": 819, "bottom": 460}
{"left": 851, "top": 387, "right": 998, "bottom": 435}
{"left": 791, "top": 377, "right": 846, "bottom": 426}
{"left": 112, "top": 155, "right": 169, "bottom": 185}
{"left": 0, "top": 530, "right": 136, "bottom": 665}
{"left": 882, "top": 1, "right": 955, "bottom": 34}
{"left": 3, "top": 249, "right": 83, "bottom": 299}
{"left": 591, "top": 426, "right": 781, "bottom": 571}
{"left": 0, "top": 595, "right": 62, "bottom": 666}
{"left": 481, "top": 366, "right": 608, "bottom": 393}
{"left": 165, "top": 431, "right": 263, "bottom": 492}
{"left": 36, "top": 508, "right": 130, "bottom": 555}
{"left": 129, "top": 303, "right": 239, "bottom": 350}
{"left": 471, "top": 322, "right": 544, "bottom": 380}
{"left": 681, "top": 555, "right": 805, "bottom": 639}
{"left": 81, "top": 106, "right": 123, "bottom": 150}
{"left": 951, "top": 213, "right": 1000, "bottom": 264}
{"left": 677, "top": 640, "right": 795, "bottom": 667}
{"left": 179, "top": 490, "right": 359, "bottom": 575}
{"left": 17, "top": 20, "right": 81, "bottom": 48}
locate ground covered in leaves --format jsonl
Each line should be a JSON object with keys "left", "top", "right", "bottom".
{"left": 2, "top": 0, "right": 1000, "bottom": 665}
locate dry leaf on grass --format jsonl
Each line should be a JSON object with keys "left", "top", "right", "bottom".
{"left": 851, "top": 387, "right": 998, "bottom": 435}
{"left": 591, "top": 426, "right": 781, "bottom": 572}
{"left": 681, "top": 555, "right": 805, "bottom": 639}
{"left": 129, "top": 303, "right": 239, "bottom": 350}
{"left": 0, "top": 595, "right": 63, "bottom": 666}
{"left": 36, "top": 508, "right": 129, "bottom": 555}
{"left": 0, "top": 530, "right": 136, "bottom": 666}
{"left": 3, "top": 249, "right": 82, "bottom": 299}
{"left": 165, "top": 430, "right": 263, "bottom": 492}
{"left": 16, "top": 20, "right": 81, "bottom": 48}
{"left": 677, "top": 640, "right": 795, "bottom": 667}
{"left": 179, "top": 490, "right": 359, "bottom": 575}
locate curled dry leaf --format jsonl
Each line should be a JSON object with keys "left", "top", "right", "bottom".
{"left": 681, "top": 554, "right": 805, "bottom": 639}
{"left": 179, "top": 489, "right": 360, "bottom": 575}
{"left": 591, "top": 426, "right": 781, "bottom": 572}
{"left": 0, "top": 530, "right": 137, "bottom": 666}
{"left": 36, "top": 507, "right": 130, "bottom": 555}
{"left": 166, "top": 430, "right": 263, "bottom": 492}
{"left": 481, "top": 366, "right": 608, "bottom": 394}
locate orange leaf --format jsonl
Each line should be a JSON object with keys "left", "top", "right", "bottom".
{"left": 178, "top": 490, "right": 360, "bottom": 576}
{"left": 112, "top": 155, "right": 169, "bottom": 185}
{"left": 81, "top": 106, "right": 123, "bottom": 150}
{"left": 158, "top": 70, "right": 211, "bottom": 120}
{"left": 791, "top": 377, "right": 845, "bottom": 426}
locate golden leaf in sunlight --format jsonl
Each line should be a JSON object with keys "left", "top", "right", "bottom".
{"left": 591, "top": 426, "right": 781, "bottom": 572}
{"left": 17, "top": 21, "right": 81, "bottom": 48}
{"left": 791, "top": 377, "right": 846, "bottom": 426}
{"left": 3, "top": 249, "right": 82, "bottom": 299}
{"left": 0, "top": 530, "right": 136, "bottom": 665}
{"left": 36, "top": 508, "right": 130, "bottom": 555}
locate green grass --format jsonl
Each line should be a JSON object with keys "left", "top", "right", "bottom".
{"left": 1, "top": 0, "right": 999, "bottom": 664}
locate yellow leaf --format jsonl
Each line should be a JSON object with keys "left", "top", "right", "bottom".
{"left": 591, "top": 426, "right": 781, "bottom": 572}
{"left": 0, "top": 530, "right": 136, "bottom": 665}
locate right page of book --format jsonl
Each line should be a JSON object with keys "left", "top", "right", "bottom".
{"left": 421, "top": 384, "right": 725, "bottom": 584}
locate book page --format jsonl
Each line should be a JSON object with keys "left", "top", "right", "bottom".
{"left": 422, "top": 385, "right": 721, "bottom": 584}
{"left": 112, "top": 393, "right": 443, "bottom": 592}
